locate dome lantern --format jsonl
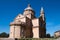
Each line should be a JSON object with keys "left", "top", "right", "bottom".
{"left": 24, "top": 4, "right": 34, "bottom": 11}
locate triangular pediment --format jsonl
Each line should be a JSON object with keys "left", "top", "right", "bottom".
{"left": 15, "top": 14, "right": 25, "bottom": 20}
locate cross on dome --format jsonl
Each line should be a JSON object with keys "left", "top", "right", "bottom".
{"left": 24, "top": 4, "right": 34, "bottom": 11}
{"left": 28, "top": 4, "right": 31, "bottom": 7}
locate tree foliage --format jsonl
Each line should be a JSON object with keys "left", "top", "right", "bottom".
{"left": 0, "top": 32, "right": 9, "bottom": 38}
{"left": 46, "top": 33, "right": 51, "bottom": 38}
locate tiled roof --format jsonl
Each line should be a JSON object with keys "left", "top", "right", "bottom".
{"left": 55, "top": 30, "right": 60, "bottom": 33}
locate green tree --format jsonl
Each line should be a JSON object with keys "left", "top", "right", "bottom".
{"left": 0, "top": 32, "right": 9, "bottom": 38}
{"left": 46, "top": 33, "right": 51, "bottom": 38}
{"left": 51, "top": 36, "right": 54, "bottom": 38}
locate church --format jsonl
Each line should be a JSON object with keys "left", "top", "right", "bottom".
{"left": 9, "top": 4, "right": 46, "bottom": 38}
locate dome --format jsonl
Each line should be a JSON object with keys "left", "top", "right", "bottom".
{"left": 24, "top": 4, "right": 33, "bottom": 11}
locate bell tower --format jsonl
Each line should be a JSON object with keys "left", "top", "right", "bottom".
{"left": 23, "top": 4, "right": 35, "bottom": 19}
{"left": 40, "top": 7, "right": 45, "bottom": 21}
{"left": 39, "top": 7, "right": 46, "bottom": 38}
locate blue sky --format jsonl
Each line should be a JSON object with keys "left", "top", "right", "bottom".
{"left": 0, "top": 0, "right": 60, "bottom": 36}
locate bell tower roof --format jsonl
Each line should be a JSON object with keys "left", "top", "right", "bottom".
{"left": 24, "top": 4, "right": 34, "bottom": 11}
{"left": 40, "top": 7, "right": 44, "bottom": 13}
{"left": 40, "top": 7, "right": 45, "bottom": 21}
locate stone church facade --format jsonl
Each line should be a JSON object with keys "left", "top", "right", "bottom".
{"left": 9, "top": 4, "right": 46, "bottom": 38}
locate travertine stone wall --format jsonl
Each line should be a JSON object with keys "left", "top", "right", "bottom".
{"left": 15, "top": 26, "right": 21, "bottom": 38}
{"left": 9, "top": 25, "right": 21, "bottom": 38}
{"left": 32, "top": 19, "right": 39, "bottom": 38}
{"left": 23, "top": 10, "right": 35, "bottom": 19}
{"left": 10, "top": 25, "right": 15, "bottom": 38}
{"left": 32, "top": 27, "right": 39, "bottom": 38}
